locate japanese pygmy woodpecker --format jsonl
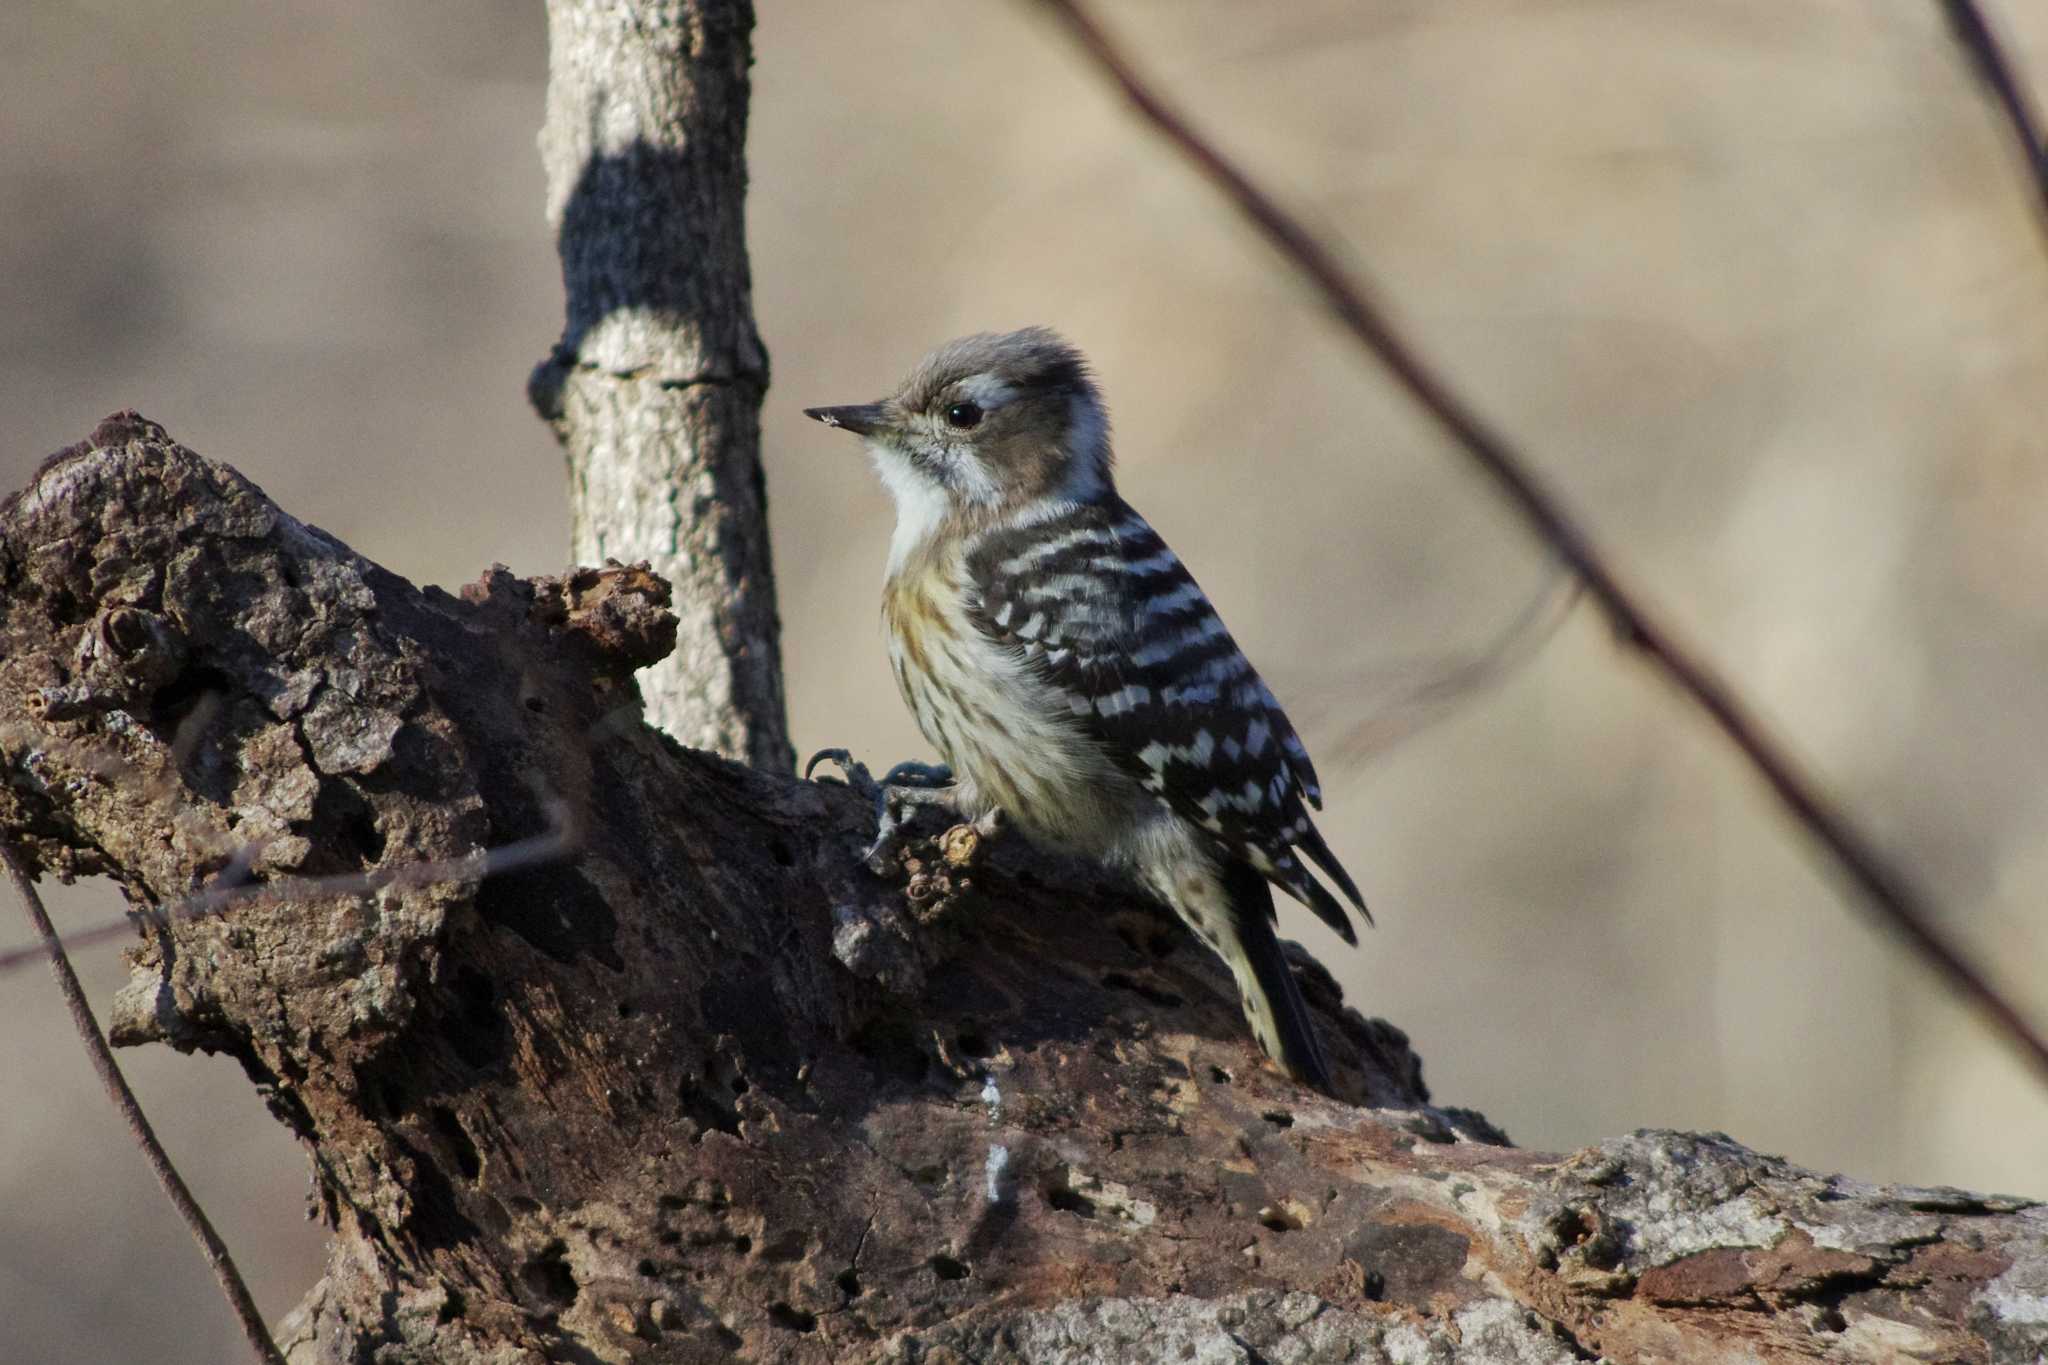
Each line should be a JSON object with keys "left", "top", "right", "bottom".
{"left": 806, "top": 327, "right": 1366, "bottom": 1091}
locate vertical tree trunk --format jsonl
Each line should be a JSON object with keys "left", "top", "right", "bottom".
{"left": 529, "top": 0, "right": 793, "bottom": 772}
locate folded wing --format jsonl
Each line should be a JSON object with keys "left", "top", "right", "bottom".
{"left": 965, "top": 498, "right": 1368, "bottom": 942}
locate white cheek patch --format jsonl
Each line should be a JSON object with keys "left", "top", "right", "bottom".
{"left": 949, "top": 449, "right": 1003, "bottom": 507}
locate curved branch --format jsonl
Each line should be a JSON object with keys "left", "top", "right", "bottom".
{"left": 1940, "top": 0, "right": 2048, "bottom": 242}
{"left": 1028, "top": 0, "right": 2048, "bottom": 1083}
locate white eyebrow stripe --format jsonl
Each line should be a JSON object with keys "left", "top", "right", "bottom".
{"left": 958, "top": 372, "right": 1021, "bottom": 409}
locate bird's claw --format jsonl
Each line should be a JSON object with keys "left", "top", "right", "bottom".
{"left": 877, "top": 760, "right": 954, "bottom": 790}
{"left": 807, "top": 749, "right": 962, "bottom": 873}
{"left": 805, "top": 747, "right": 879, "bottom": 800}
{"left": 860, "top": 783, "right": 960, "bottom": 873}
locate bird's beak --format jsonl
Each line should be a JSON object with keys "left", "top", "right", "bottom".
{"left": 803, "top": 402, "right": 891, "bottom": 438}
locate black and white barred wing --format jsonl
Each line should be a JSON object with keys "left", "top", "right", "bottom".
{"left": 967, "top": 501, "right": 1368, "bottom": 942}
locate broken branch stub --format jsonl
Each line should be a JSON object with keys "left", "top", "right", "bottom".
{"left": 1, "top": 416, "right": 2041, "bottom": 1363}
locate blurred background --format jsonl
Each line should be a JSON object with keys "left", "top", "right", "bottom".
{"left": 4, "top": 1, "right": 2045, "bottom": 1359}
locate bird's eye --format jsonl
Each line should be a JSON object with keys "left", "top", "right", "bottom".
{"left": 945, "top": 401, "right": 983, "bottom": 430}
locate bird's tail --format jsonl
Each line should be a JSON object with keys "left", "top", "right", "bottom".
{"left": 1216, "top": 859, "right": 1332, "bottom": 1092}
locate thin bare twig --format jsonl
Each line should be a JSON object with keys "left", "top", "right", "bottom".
{"left": 1030, "top": 0, "right": 2048, "bottom": 1079}
{"left": 1, "top": 837, "right": 287, "bottom": 1365}
{"left": 1319, "top": 567, "right": 1582, "bottom": 772}
{"left": 1939, "top": 0, "right": 2048, "bottom": 240}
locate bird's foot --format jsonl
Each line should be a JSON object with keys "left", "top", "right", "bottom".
{"left": 860, "top": 765, "right": 961, "bottom": 872}
{"left": 806, "top": 749, "right": 964, "bottom": 874}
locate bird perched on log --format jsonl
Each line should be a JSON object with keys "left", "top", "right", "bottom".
{"left": 805, "top": 327, "right": 1367, "bottom": 1091}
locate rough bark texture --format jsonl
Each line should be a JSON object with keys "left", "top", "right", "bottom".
{"left": 529, "top": 0, "right": 791, "bottom": 772}
{"left": 3, "top": 421, "right": 2045, "bottom": 1365}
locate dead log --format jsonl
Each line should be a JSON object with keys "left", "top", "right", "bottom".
{"left": 2, "top": 417, "right": 2042, "bottom": 1363}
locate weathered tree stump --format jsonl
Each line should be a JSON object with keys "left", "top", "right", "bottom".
{"left": 2, "top": 418, "right": 2042, "bottom": 1363}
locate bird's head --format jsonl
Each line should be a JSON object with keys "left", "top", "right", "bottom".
{"left": 806, "top": 327, "right": 1114, "bottom": 533}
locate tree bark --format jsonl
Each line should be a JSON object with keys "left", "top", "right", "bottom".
{"left": 3, "top": 419, "right": 2043, "bottom": 1364}
{"left": 528, "top": 0, "right": 791, "bottom": 772}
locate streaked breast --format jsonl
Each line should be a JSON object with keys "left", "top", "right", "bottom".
{"left": 882, "top": 560, "right": 1138, "bottom": 850}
